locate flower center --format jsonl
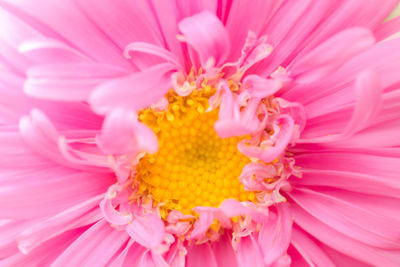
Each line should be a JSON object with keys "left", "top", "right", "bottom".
{"left": 133, "top": 87, "right": 256, "bottom": 217}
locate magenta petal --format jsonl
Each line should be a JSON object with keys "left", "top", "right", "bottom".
{"left": 126, "top": 213, "right": 164, "bottom": 249}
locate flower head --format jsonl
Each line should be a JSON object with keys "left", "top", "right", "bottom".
{"left": 1, "top": 1, "right": 400, "bottom": 266}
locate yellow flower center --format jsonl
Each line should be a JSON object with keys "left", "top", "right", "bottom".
{"left": 133, "top": 87, "right": 256, "bottom": 217}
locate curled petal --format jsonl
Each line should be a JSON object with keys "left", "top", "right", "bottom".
{"left": 242, "top": 75, "right": 282, "bottom": 99}
{"left": 214, "top": 82, "right": 261, "bottom": 138}
{"left": 126, "top": 213, "right": 164, "bottom": 249}
{"left": 219, "top": 199, "right": 268, "bottom": 223}
{"left": 190, "top": 207, "right": 230, "bottom": 241}
{"left": 19, "top": 109, "right": 109, "bottom": 171}
{"left": 178, "top": 11, "right": 230, "bottom": 67}
{"left": 239, "top": 163, "right": 277, "bottom": 191}
{"left": 96, "top": 108, "right": 158, "bottom": 155}
{"left": 238, "top": 115, "right": 295, "bottom": 163}
{"left": 274, "top": 98, "right": 307, "bottom": 134}
{"left": 100, "top": 197, "right": 132, "bottom": 226}
{"left": 224, "top": 32, "right": 273, "bottom": 73}
{"left": 124, "top": 42, "right": 182, "bottom": 69}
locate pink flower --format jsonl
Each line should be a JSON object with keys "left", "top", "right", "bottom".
{"left": 1, "top": 1, "right": 400, "bottom": 266}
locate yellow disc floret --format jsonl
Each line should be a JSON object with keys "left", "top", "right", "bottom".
{"left": 133, "top": 87, "right": 256, "bottom": 216}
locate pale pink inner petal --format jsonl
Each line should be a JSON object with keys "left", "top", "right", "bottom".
{"left": 89, "top": 64, "right": 175, "bottom": 115}
{"left": 178, "top": 11, "right": 230, "bottom": 67}
{"left": 125, "top": 213, "right": 164, "bottom": 249}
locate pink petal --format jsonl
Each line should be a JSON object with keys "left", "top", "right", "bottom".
{"left": 319, "top": 241, "right": 379, "bottom": 267}
{"left": 258, "top": 204, "right": 292, "bottom": 265}
{"left": 283, "top": 1, "right": 398, "bottom": 63}
{"left": 136, "top": 250, "right": 169, "bottom": 267}
{"left": 96, "top": 108, "right": 158, "bottom": 155}
{"left": 1, "top": 0, "right": 133, "bottom": 69}
{"left": 0, "top": 219, "right": 35, "bottom": 258}
{"left": 214, "top": 83, "right": 261, "bottom": 138}
{"left": 224, "top": 0, "right": 283, "bottom": 60}
{"left": 242, "top": 75, "right": 282, "bottom": 99}
{"left": 74, "top": 0, "right": 165, "bottom": 50}
{"left": 294, "top": 151, "right": 400, "bottom": 181}
{"left": 89, "top": 64, "right": 174, "bottom": 115}
{"left": 0, "top": 169, "right": 111, "bottom": 219}
{"left": 291, "top": 227, "right": 335, "bottom": 267}
{"left": 19, "top": 37, "right": 90, "bottom": 63}
{"left": 292, "top": 169, "right": 400, "bottom": 198}
{"left": 239, "top": 163, "right": 277, "bottom": 191}
{"left": 125, "top": 213, "right": 164, "bottom": 249}
{"left": 190, "top": 207, "right": 230, "bottom": 240}
{"left": 51, "top": 220, "right": 130, "bottom": 266}
{"left": 289, "top": 28, "right": 375, "bottom": 84}
{"left": 178, "top": 11, "right": 230, "bottom": 67}
{"left": 19, "top": 109, "right": 110, "bottom": 172}
{"left": 0, "top": 7, "right": 40, "bottom": 72}
{"left": 1, "top": 227, "right": 85, "bottom": 267}
{"left": 17, "top": 195, "right": 103, "bottom": 254}
{"left": 236, "top": 234, "right": 264, "bottom": 267}
{"left": 219, "top": 199, "right": 267, "bottom": 223}
{"left": 24, "top": 62, "right": 129, "bottom": 101}
{"left": 107, "top": 239, "right": 137, "bottom": 267}
{"left": 210, "top": 233, "right": 239, "bottom": 267}
{"left": 376, "top": 16, "right": 400, "bottom": 41}
{"left": 100, "top": 196, "right": 132, "bottom": 226}
{"left": 291, "top": 202, "right": 400, "bottom": 266}
{"left": 288, "top": 188, "right": 400, "bottom": 249}
{"left": 285, "top": 37, "right": 400, "bottom": 108}
{"left": 149, "top": 1, "right": 186, "bottom": 68}
{"left": 254, "top": 0, "right": 331, "bottom": 76}
{"left": 187, "top": 243, "right": 218, "bottom": 267}
{"left": 298, "top": 70, "right": 383, "bottom": 143}
{"left": 124, "top": 42, "right": 182, "bottom": 70}
{"left": 175, "top": 0, "right": 217, "bottom": 18}
{"left": 238, "top": 115, "right": 295, "bottom": 163}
